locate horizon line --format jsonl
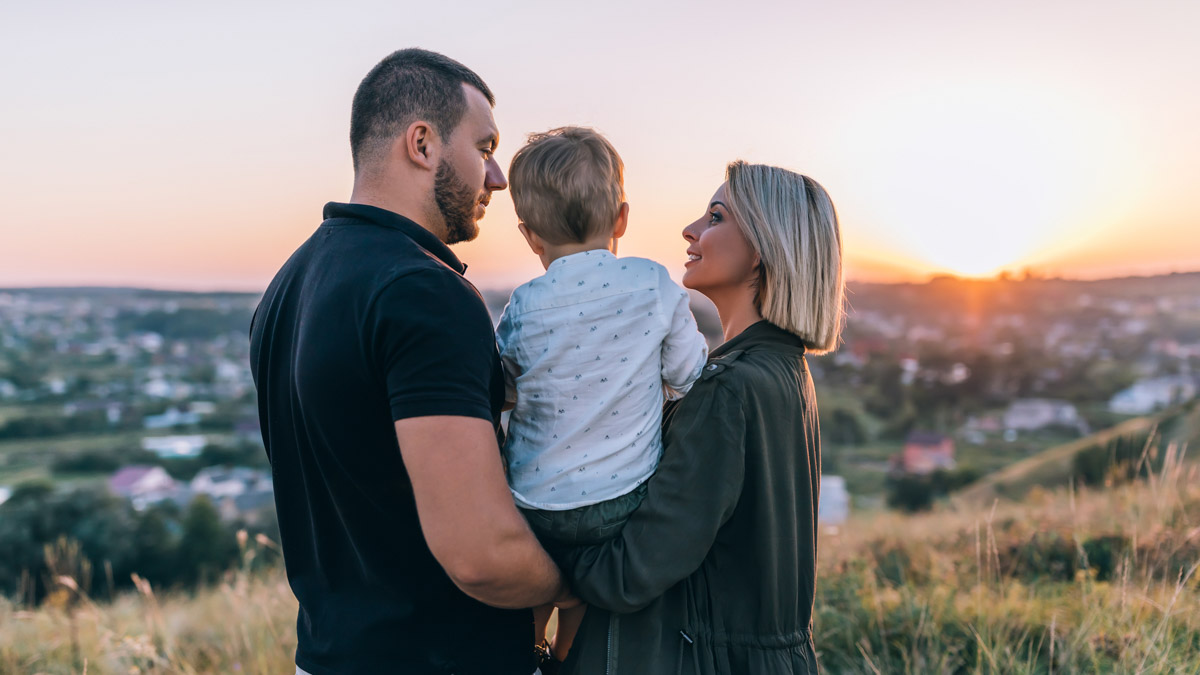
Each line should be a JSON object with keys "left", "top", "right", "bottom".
{"left": 3, "top": 268, "right": 1198, "bottom": 297}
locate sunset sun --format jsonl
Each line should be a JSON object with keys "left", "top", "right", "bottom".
{"left": 836, "top": 77, "right": 1143, "bottom": 279}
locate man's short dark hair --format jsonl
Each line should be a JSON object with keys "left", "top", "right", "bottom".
{"left": 350, "top": 48, "right": 495, "bottom": 171}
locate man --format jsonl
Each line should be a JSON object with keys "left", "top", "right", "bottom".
{"left": 249, "top": 49, "right": 571, "bottom": 675}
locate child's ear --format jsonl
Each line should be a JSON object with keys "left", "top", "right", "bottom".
{"left": 612, "top": 202, "right": 630, "bottom": 240}
{"left": 517, "top": 222, "right": 545, "bottom": 255}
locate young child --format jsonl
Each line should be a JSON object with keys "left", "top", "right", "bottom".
{"left": 496, "top": 126, "right": 709, "bottom": 665}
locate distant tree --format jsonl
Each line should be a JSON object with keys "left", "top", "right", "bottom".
{"left": 198, "top": 442, "right": 269, "bottom": 469}
{"left": 0, "top": 485, "right": 139, "bottom": 603}
{"left": 52, "top": 450, "right": 121, "bottom": 475}
{"left": 130, "top": 504, "right": 180, "bottom": 589}
{"left": 7, "top": 478, "right": 56, "bottom": 503}
{"left": 885, "top": 474, "right": 935, "bottom": 512}
{"left": 160, "top": 457, "right": 205, "bottom": 481}
{"left": 864, "top": 363, "right": 907, "bottom": 419}
{"left": 879, "top": 403, "right": 918, "bottom": 441}
{"left": 116, "top": 308, "right": 253, "bottom": 341}
{"left": 826, "top": 407, "right": 869, "bottom": 446}
{"left": 886, "top": 466, "right": 981, "bottom": 512}
{"left": 175, "top": 497, "right": 238, "bottom": 586}
{"left": 187, "top": 363, "right": 217, "bottom": 385}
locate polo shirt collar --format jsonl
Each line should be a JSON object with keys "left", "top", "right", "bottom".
{"left": 322, "top": 202, "right": 467, "bottom": 275}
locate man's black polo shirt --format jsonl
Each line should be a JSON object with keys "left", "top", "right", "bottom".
{"left": 249, "top": 202, "right": 533, "bottom": 675}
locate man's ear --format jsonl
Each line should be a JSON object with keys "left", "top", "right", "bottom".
{"left": 517, "top": 223, "right": 546, "bottom": 256}
{"left": 612, "top": 202, "right": 630, "bottom": 240}
{"left": 398, "top": 120, "right": 439, "bottom": 170}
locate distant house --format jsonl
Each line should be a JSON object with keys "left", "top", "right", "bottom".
{"left": 1109, "top": 376, "right": 1198, "bottom": 415}
{"left": 191, "top": 466, "right": 275, "bottom": 522}
{"left": 234, "top": 418, "right": 263, "bottom": 446}
{"left": 218, "top": 490, "right": 277, "bottom": 524}
{"left": 141, "top": 434, "right": 207, "bottom": 458}
{"left": 891, "top": 431, "right": 956, "bottom": 475}
{"left": 135, "top": 332, "right": 164, "bottom": 352}
{"left": 1003, "top": 399, "right": 1082, "bottom": 433}
{"left": 143, "top": 407, "right": 202, "bottom": 430}
{"left": 63, "top": 399, "right": 123, "bottom": 424}
{"left": 142, "top": 378, "right": 172, "bottom": 398}
{"left": 109, "top": 465, "right": 178, "bottom": 510}
{"left": 191, "top": 466, "right": 272, "bottom": 499}
{"left": 188, "top": 401, "right": 218, "bottom": 415}
{"left": 818, "top": 475, "right": 850, "bottom": 525}
{"left": 963, "top": 414, "right": 1002, "bottom": 433}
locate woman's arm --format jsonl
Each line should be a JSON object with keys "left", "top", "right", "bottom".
{"left": 562, "top": 378, "right": 746, "bottom": 613}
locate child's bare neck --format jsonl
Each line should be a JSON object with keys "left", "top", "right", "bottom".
{"left": 540, "top": 234, "right": 617, "bottom": 269}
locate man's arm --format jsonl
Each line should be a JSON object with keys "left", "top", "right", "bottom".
{"left": 396, "top": 415, "right": 571, "bottom": 609}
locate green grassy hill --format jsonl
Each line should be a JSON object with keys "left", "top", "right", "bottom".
{"left": 955, "top": 401, "right": 1200, "bottom": 506}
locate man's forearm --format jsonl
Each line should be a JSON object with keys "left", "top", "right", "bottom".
{"left": 395, "top": 415, "right": 574, "bottom": 609}
{"left": 452, "top": 524, "right": 570, "bottom": 609}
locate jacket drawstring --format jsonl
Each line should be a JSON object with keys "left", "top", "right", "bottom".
{"left": 677, "top": 630, "right": 699, "bottom": 675}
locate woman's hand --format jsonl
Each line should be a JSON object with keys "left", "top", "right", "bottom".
{"left": 553, "top": 585, "right": 584, "bottom": 610}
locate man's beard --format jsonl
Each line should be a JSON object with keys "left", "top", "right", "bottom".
{"left": 434, "top": 159, "right": 480, "bottom": 245}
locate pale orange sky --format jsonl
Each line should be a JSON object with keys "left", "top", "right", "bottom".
{"left": 2, "top": 0, "right": 1198, "bottom": 291}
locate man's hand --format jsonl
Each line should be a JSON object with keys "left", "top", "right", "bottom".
{"left": 395, "top": 415, "right": 564, "bottom": 609}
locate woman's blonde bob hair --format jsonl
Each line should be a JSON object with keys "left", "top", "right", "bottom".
{"left": 724, "top": 160, "right": 845, "bottom": 354}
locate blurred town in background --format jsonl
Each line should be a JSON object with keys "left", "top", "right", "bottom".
{"left": 0, "top": 272, "right": 1198, "bottom": 602}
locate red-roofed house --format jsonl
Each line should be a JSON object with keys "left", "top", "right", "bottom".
{"left": 891, "top": 431, "right": 956, "bottom": 475}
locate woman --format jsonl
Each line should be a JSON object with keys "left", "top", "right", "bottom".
{"left": 557, "top": 161, "right": 844, "bottom": 674}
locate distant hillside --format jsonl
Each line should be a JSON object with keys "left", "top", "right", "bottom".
{"left": 4, "top": 268, "right": 1196, "bottom": 303}
{"left": 954, "top": 402, "right": 1200, "bottom": 505}
{"left": 844, "top": 270, "right": 1200, "bottom": 320}
{"left": 0, "top": 286, "right": 259, "bottom": 300}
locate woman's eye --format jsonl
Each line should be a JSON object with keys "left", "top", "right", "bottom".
{"left": 481, "top": 149, "right": 493, "bottom": 160}
{"left": 708, "top": 211, "right": 721, "bottom": 225}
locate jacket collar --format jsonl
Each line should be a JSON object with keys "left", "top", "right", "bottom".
{"left": 711, "top": 320, "right": 807, "bottom": 360}
{"left": 322, "top": 202, "right": 467, "bottom": 275}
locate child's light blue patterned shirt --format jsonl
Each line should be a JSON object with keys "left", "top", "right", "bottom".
{"left": 496, "top": 249, "right": 709, "bottom": 510}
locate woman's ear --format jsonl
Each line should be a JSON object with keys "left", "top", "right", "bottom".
{"left": 747, "top": 254, "right": 763, "bottom": 287}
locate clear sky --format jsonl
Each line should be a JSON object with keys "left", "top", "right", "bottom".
{"left": 2, "top": 0, "right": 1198, "bottom": 291}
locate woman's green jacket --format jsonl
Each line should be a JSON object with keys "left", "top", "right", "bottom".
{"left": 560, "top": 320, "right": 822, "bottom": 674}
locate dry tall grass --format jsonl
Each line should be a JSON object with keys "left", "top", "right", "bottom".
{"left": 2, "top": 450, "right": 1197, "bottom": 674}
{"left": 816, "top": 442, "right": 1200, "bottom": 673}
{"left": 0, "top": 536, "right": 297, "bottom": 675}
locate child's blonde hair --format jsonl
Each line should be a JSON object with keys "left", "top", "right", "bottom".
{"left": 509, "top": 127, "right": 625, "bottom": 244}
{"left": 725, "top": 160, "right": 845, "bottom": 353}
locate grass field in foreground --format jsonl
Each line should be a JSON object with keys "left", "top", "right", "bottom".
{"left": 2, "top": 451, "right": 1197, "bottom": 674}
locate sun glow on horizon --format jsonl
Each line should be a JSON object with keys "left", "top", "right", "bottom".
{"left": 830, "top": 76, "right": 1146, "bottom": 280}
